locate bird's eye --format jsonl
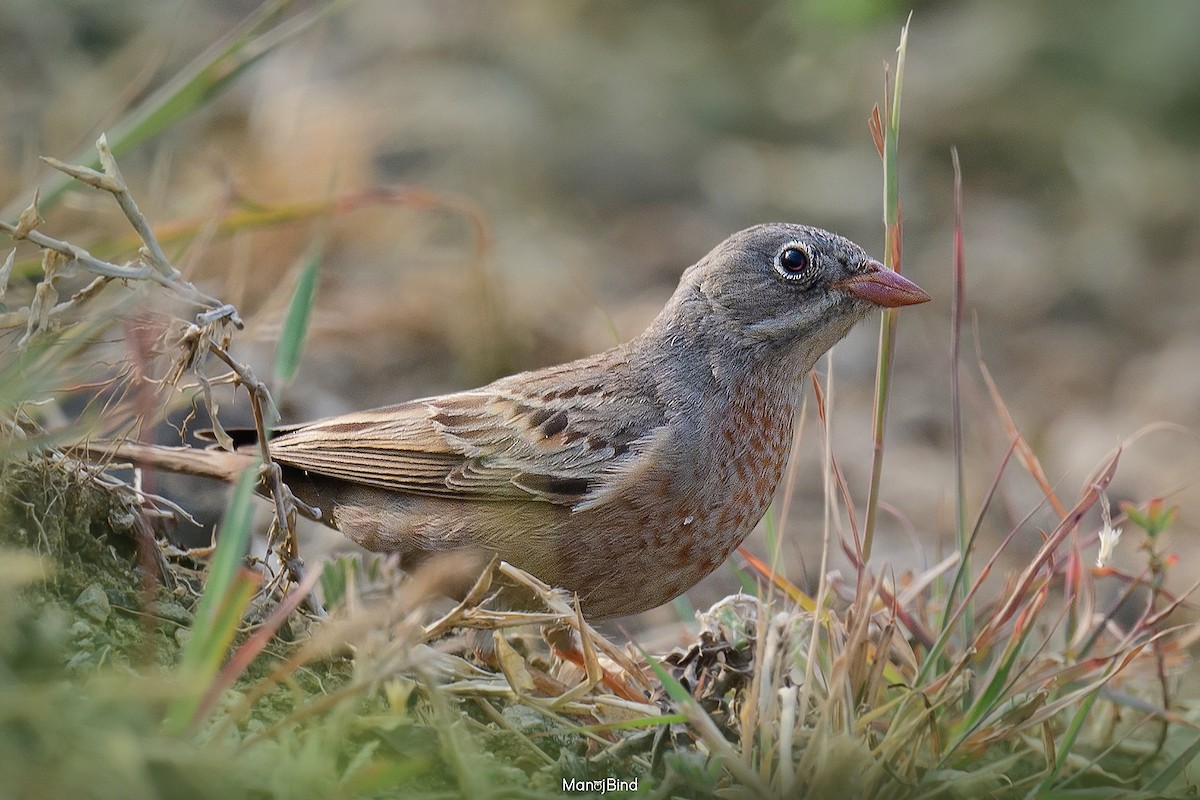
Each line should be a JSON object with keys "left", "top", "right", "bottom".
{"left": 774, "top": 244, "right": 813, "bottom": 281}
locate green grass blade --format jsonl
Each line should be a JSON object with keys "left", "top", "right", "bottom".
{"left": 186, "top": 465, "right": 258, "bottom": 651}
{"left": 672, "top": 593, "right": 697, "bottom": 622}
{"left": 4, "top": 0, "right": 345, "bottom": 218}
{"left": 726, "top": 557, "right": 759, "bottom": 595}
{"left": 570, "top": 713, "right": 689, "bottom": 735}
{"left": 948, "top": 147, "right": 971, "bottom": 641}
{"left": 884, "top": 19, "right": 908, "bottom": 229}
{"left": 1035, "top": 690, "right": 1101, "bottom": 793}
{"left": 762, "top": 506, "right": 778, "bottom": 561}
{"left": 274, "top": 236, "right": 323, "bottom": 388}
{"left": 947, "top": 593, "right": 1057, "bottom": 750}
{"left": 167, "top": 464, "right": 260, "bottom": 733}
{"left": 1144, "top": 732, "right": 1200, "bottom": 793}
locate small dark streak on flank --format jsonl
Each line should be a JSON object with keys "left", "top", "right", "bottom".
{"left": 540, "top": 409, "right": 568, "bottom": 437}
{"left": 576, "top": 384, "right": 603, "bottom": 396}
{"left": 542, "top": 385, "right": 582, "bottom": 402}
{"left": 528, "top": 407, "right": 554, "bottom": 428}
{"left": 543, "top": 476, "right": 590, "bottom": 497}
{"left": 517, "top": 473, "right": 591, "bottom": 498}
{"left": 611, "top": 442, "right": 630, "bottom": 457}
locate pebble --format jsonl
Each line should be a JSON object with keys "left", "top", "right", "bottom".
{"left": 74, "top": 584, "right": 111, "bottom": 623}
{"left": 147, "top": 600, "right": 194, "bottom": 627}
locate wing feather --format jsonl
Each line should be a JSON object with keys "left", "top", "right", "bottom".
{"left": 267, "top": 375, "right": 669, "bottom": 509}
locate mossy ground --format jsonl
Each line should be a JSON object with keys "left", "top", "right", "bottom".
{"left": 0, "top": 456, "right": 640, "bottom": 799}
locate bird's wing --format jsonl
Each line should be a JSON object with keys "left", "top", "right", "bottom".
{"left": 267, "top": 385, "right": 670, "bottom": 509}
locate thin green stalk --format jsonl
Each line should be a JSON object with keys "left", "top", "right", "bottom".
{"left": 861, "top": 16, "right": 909, "bottom": 562}
{"left": 949, "top": 147, "right": 972, "bottom": 641}
{"left": 274, "top": 234, "right": 324, "bottom": 389}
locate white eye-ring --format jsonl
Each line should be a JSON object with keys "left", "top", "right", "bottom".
{"left": 774, "top": 242, "right": 814, "bottom": 281}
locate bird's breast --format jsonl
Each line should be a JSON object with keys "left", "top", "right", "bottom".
{"left": 703, "top": 376, "right": 797, "bottom": 537}
{"left": 545, "top": 374, "right": 799, "bottom": 617}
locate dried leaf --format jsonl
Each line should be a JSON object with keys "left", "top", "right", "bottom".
{"left": 13, "top": 189, "right": 43, "bottom": 238}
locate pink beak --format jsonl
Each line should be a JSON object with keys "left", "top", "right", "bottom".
{"left": 831, "top": 259, "right": 930, "bottom": 308}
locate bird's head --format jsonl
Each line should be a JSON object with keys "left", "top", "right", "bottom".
{"left": 666, "top": 223, "right": 929, "bottom": 369}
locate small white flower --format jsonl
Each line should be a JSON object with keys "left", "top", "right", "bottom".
{"left": 1096, "top": 522, "right": 1122, "bottom": 568}
{"left": 1096, "top": 494, "right": 1121, "bottom": 568}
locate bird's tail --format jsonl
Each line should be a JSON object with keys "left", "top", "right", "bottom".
{"left": 75, "top": 440, "right": 254, "bottom": 484}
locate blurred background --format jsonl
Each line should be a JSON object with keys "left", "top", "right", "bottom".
{"left": 3, "top": 0, "right": 1199, "bottom": 634}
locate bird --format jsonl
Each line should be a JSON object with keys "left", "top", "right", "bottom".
{"left": 86, "top": 223, "right": 929, "bottom": 618}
